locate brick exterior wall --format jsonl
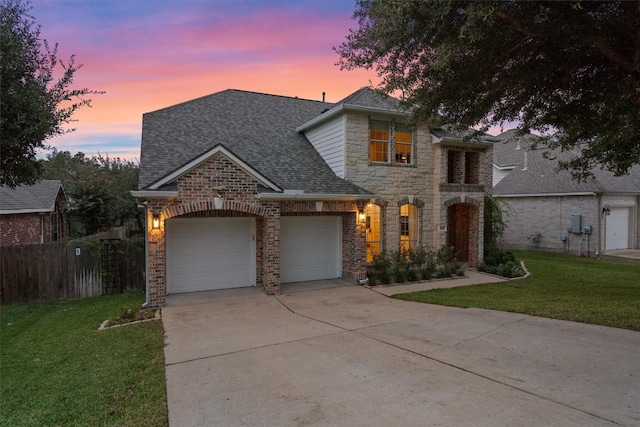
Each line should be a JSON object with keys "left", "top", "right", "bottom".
{"left": 498, "top": 195, "right": 599, "bottom": 255}
{"left": 1, "top": 195, "right": 65, "bottom": 246}
{"left": 144, "top": 152, "right": 366, "bottom": 307}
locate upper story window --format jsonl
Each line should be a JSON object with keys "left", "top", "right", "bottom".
{"left": 369, "top": 120, "right": 389, "bottom": 162}
{"left": 394, "top": 124, "right": 413, "bottom": 164}
{"left": 369, "top": 120, "right": 414, "bottom": 165}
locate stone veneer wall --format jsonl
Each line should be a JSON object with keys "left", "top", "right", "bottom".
{"left": 343, "top": 111, "right": 487, "bottom": 266}
{"left": 144, "top": 152, "right": 366, "bottom": 307}
{"left": 344, "top": 112, "right": 438, "bottom": 252}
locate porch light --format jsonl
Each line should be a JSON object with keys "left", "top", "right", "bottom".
{"left": 152, "top": 214, "right": 161, "bottom": 230}
{"left": 602, "top": 205, "right": 611, "bottom": 216}
{"left": 358, "top": 211, "right": 367, "bottom": 224}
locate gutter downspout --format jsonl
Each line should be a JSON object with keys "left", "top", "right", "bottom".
{"left": 596, "top": 193, "right": 603, "bottom": 258}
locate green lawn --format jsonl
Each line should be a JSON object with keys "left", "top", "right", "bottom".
{"left": 0, "top": 293, "right": 167, "bottom": 427}
{"left": 393, "top": 251, "right": 640, "bottom": 331}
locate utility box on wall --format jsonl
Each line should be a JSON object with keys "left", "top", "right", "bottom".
{"left": 571, "top": 214, "right": 582, "bottom": 234}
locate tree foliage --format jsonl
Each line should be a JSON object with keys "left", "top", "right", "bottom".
{"left": 337, "top": 0, "right": 640, "bottom": 179}
{"left": 41, "top": 150, "right": 142, "bottom": 237}
{"left": 0, "top": 0, "right": 101, "bottom": 187}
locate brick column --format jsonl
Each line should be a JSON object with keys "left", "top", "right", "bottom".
{"left": 262, "top": 215, "right": 281, "bottom": 295}
{"left": 147, "top": 210, "right": 166, "bottom": 307}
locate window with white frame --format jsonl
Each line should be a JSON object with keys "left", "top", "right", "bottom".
{"left": 400, "top": 204, "right": 418, "bottom": 251}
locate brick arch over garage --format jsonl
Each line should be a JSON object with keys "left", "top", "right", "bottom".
{"left": 162, "top": 200, "right": 271, "bottom": 220}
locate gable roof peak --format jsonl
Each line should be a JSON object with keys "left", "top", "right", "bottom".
{"left": 335, "top": 87, "right": 403, "bottom": 111}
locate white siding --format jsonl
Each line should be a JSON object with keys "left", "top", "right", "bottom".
{"left": 304, "top": 115, "right": 345, "bottom": 178}
{"left": 492, "top": 165, "right": 512, "bottom": 187}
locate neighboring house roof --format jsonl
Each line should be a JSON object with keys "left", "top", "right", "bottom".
{"left": 0, "top": 180, "right": 64, "bottom": 214}
{"left": 139, "top": 89, "right": 370, "bottom": 196}
{"left": 431, "top": 125, "right": 500, "bottom": 145}
{"left": 493, "top": 131, "right": 640, "bottom": 195}
{"left": 492, "top": 129, "right": 536, "bottom": 168}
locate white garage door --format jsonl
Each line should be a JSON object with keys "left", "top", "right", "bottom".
{"left": 166, "top": 217, "right": 255, "bottom": 293}
{"left": 605, "top": 208, "right": 630, "bottom": 250}
{"left": 281, "top": 216, "right": 341, "bottom": 283}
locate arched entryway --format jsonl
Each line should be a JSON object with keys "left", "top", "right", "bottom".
{"left": 446, "top": 202, "right": 479, "bottom": 265}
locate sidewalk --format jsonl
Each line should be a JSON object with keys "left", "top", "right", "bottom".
{"left": 367, "top": 269, "right": 508, "bottom": 296}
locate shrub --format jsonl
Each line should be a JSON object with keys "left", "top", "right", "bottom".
{"left": 479, "top": 246, "right": 525, "bottom": 278}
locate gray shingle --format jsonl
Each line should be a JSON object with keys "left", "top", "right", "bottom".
{"left": 0, "top": 180, "right": 63, "bottom": 213}
{"left": 493, "top": 131, "right": 640, "bottom": 195}
{"left": 334, "top": 87, "right": 404, "bottom": 112}
{"left": 139, "top": 89, "right": 370, "bottom": 195}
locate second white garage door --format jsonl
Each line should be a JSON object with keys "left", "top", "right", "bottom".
{"left": 605, "top": 208, "right": 631, "bottom": 250}
{"left": 281, "top": 216, "right": 341, "bottom": 283}
{"left": 166, "top": 217, "right": 255, "bottom": 293}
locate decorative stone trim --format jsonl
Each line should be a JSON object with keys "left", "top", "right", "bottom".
{"left": 444, "top": 196, "right": 482, "bottom": 207}
{"left": 397, "top": 197, "right": 425, "bottom": 208}
{"left": 163, "top": 201, "right": 269, "bottom": 219}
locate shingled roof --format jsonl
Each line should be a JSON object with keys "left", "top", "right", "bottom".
{"left": 139, "top": 89, "right": 370, "bottom": 195}
{"left": 493, "top": 131, "right": 640, "bottom": 195}
{"left": 0, "top": 180, "right": 64, "bottom": 214}
{"left": 334, "top": 87, "right": 404, "bottom": 112}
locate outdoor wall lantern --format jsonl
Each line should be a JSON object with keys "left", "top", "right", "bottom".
{"left": 602, "top": 205, "right": 611, "bottom": 216}
{"left": 152, "top": 214, "right": 161, "bottom": 230}
{"left": 358, "top": 211, "right": 367, "bottom": 224}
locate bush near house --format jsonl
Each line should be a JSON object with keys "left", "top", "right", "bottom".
{"left": 478, "top": 246, "right": 526, "bottom": 278}
{"left": 367, "top": 245, "right": 464, "bottom": 286}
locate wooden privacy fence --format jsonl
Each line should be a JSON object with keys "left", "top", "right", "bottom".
{"left": 0, "top": 238, "right": 145, "bottom": 303}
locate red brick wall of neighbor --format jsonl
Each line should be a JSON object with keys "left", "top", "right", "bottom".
{"left": 144, "top": 153, "right": 366, "bottom": 307}
{"left": 0, "top": 212, "right": 60, "bottom": 245}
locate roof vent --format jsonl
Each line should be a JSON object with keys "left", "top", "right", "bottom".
{"left": 322, "top": 92, "right": 326, "bottom": 102}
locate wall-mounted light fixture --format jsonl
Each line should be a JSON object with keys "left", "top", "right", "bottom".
{"left": 358, "top": 211, "right": 366, "bottom": 224}
{"left": 152, "top": 214, "right": 161, "bottom": 230}
{"left": 602, "top": 205, "right": 611, "bottom": 216}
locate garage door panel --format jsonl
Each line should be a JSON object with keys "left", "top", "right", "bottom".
{"left": 606, "top": 208, "right": 631, "bottom": 250}
{"left": 281, "top": 216, "right": 341, "bottom": 283}
{"left": 166, "top": 217, "right": 255, "bottom": 293}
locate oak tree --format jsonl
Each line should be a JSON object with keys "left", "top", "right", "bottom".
{"left": 336, "top": 0, "right": 640, "bottom": 179}
{"left": 1, "top": 0, "right": 101, "bottom": 187}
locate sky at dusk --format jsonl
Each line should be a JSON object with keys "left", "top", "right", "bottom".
{"left": 30, "top": 0, "right": 378, "bottom": 160}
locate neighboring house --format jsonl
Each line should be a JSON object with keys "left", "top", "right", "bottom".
{"left": 133, "top": 88, "right": 495, "bottom": 306}
{"left": 0, "top": 180, "right": 66, "bottom": 245}
{"left": 493, "top": 130, "right": 640, "bottom": 256}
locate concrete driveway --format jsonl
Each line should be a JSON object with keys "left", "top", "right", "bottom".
{"left": 162, "top": 282, "right": 640, "bottom": 427}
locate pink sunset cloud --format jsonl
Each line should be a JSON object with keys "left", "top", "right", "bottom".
{"left": 31, "top": 1, "right": 378, "bottom": 160}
